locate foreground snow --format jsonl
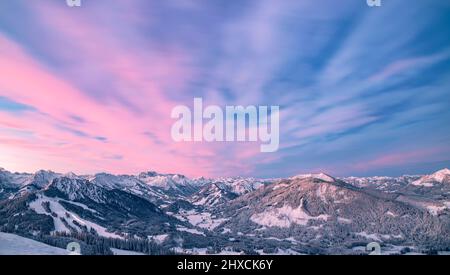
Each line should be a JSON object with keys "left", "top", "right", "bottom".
{"left": 0, "top": 232, "right": 69, "bottom": 255}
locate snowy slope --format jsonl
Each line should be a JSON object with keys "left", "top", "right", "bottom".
{"left": 291, "top": 173, "right": 336, "bottom": 182}
{"left": 411, "top": 168, "right": 450, "bottom": 187}
{"left": 1, "top": 167, "right": 450, "bottom": 255}
{"left": 111, "top": 248, "right": 145, "bottom": 255}
{"left": 29, "top": 194, "right": 122, "bottom": 238}
{"left": 0, "top": 232, "right": 69, "bottom": 255}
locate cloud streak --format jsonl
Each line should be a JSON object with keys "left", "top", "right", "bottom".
{"left": 0, "top": 0, "right": 449, "bottom": 177}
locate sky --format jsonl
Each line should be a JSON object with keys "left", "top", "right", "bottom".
{"left": 0, "top": 0, "right": 449, "bottom": 178}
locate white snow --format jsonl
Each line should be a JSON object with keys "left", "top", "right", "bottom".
{"left": 264, "top": 236, "right": 299, "bottom": 244}
{"left": 272, "top": 183, "right": 289, "bottom": 190}
{"left": 221, "top": 228, "right": 231, "bottom": 234}
{"left": 352, "top": 244, "right": 412, "bottom": 255}
{"left": 285, "top": 237, "right": 299, "bottom": 244}
{"left": 250, "top": 203, "right": 329, "bottom": 228}
{"left": 256, "top": 248, "right": 303, "bottom": 255}
{"left": 212, "top": 177, "right": 268, "bottom": 195}
{"left": 176, "top": 226, "right": 205, "bottom": 236}
{"left": 173, "top": 246, "right": 268, "bottom": 255}
{"left": 411, "top": 180, "right": 434, "bottom": 187}
{"left": 149, "top": 234, "right": 168, "bottom": 244}
{"left": 432, "top": 168, "right": 450, "bottom": 182}
{"left": 426, "top": 205, "right": 446, "bottom": 216}
{"left": 192, "top": 197, "right": 208, "bottom": 206}
{"left": 216, "top": 249, "right": 243, "bottom": 255}
{"left": 355, "top": 232, "right": 382, "bottom": 242}
{"left": 138, "top": 173, "right": 199, "bottom": 193}
{"left": 337, "top": 217, "right": 352, "bottom": 224}
{"left": 60, "top": 199, "right": 99, "bottom": 214}
{"left": 0, "top": 232, "right": 69, "bottom": 255}
{"left": 354, "top": 232, "right": 402, "bottom": 242}
{"left": 174, "top": 209, "right": 228, "bottom": 230}
{"left": 173, "top": 247, "right": 209, "bottom": 254}
{"left": 176, "top": 245, "right": 243, "bottom": 255}
{"left": 411, "top": 168, "right": 450, "bottom": 186}
{"left": 292, "top": 173, "right": 335, "bottom": 182}
{"left": 385, "top": 211, "right": 397, "bottom": 217}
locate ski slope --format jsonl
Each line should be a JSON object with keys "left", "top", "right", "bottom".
{"left": 0, "top": 232, "right": 69, "bottom": 255}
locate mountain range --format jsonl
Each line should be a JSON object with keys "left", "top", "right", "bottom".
{"left": 1, "top": 167, "right": 449, "bottom": 255}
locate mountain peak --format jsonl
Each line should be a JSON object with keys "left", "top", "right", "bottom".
{"left": 411, "top": 168, "right": 450, "bottom": 187}
{"left": 433, "top": 168, "right": 450, "bottom": 175}
{"left": 291, "top": 172, "right": 336, "bottom": 183}
{"left": 430, "top": 168, "right": 450, "bottom": 182}
{"left": 35, "top": 169, "right": 55, "bottom": 174}
{"left": 63, "top": 172, "right": 78, "bottom": 178}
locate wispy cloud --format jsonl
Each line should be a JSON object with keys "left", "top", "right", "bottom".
{"left": 0, "top": 0, "right": 449, "bottom": 177}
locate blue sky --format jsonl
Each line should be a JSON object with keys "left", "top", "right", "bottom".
{"left": 0, "top": 0, "right": 449, "bottom": 177}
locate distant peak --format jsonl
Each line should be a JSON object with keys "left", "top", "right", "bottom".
{"left": 430, "top": 168, "right": 450, "bottom": 183}
{"left": 63, "top": 172, "right": 78, "bottom": 178}
{"left": 291, "top": 173, "right": 336, "bottom": 182}
{"left": 411, "top": 168, "right": 450, "bottom": 186}
{"left": 434, "top": 168, "right": 450, "bottom": 175}
{"left": 138, "top": 171, "right": 159, "bottom": 177}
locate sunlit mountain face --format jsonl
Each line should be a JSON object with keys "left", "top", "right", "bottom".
{"left": 1, "top": 168, "right": 450, "bottom": 255}
{"left": 0, "top": 0, "right": 449, "bottom": 178}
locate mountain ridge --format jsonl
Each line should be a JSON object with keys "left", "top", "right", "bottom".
{"left": 1, "top": 167, "right": 449, "bottom": 255}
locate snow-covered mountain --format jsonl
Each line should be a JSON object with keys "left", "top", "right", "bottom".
{"left": 190, "top": 183, "right": 238, "bottom": 208}
{"left": 341, "top": 175, "right": 420, "bottom": 192}
{"left": 0, "top": 232, "right": 70, "bottom": 255}
{"left": 1, "top": 167, "right": 449, "bottom": 255}
{"left": 411, "top": 168, "right": 450, "bottom": 187}
{"left": 291, "top": 172, "right": 336, "bottom": 183}
{"left": 138, "top": 171, "right": 203, "bottom": 196}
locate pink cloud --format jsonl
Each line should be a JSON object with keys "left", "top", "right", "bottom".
{"left": 0, "top": 2, "right": 268, "bottom": 177}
